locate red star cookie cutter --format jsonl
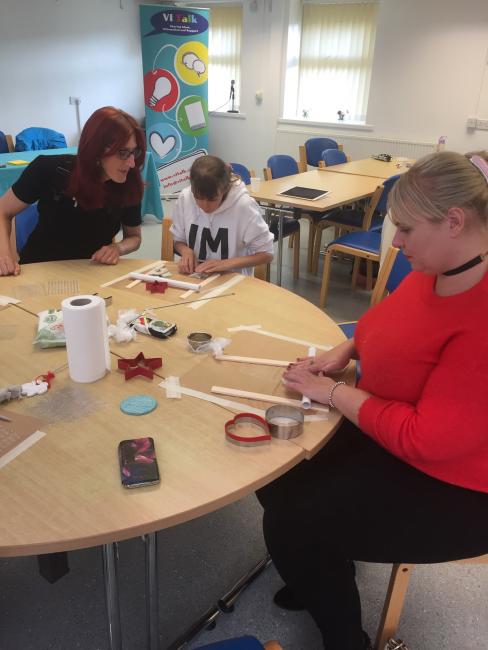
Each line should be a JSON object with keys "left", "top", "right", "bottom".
{"left": 117, "top": 352, "right": 163, "bottom": 380}
{"left": 145, "top": 281, "right": 168, "bottom": 293}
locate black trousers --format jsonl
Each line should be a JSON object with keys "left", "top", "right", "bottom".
{"left": 256, "top": 420, "right": 488, "bottom": 650}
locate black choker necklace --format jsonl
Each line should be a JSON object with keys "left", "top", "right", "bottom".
{"left": 443, "top": 251, "right": 488, "bottom": 276}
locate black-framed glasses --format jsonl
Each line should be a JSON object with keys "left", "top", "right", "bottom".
{"left": 117, "top": 147, "right": 142, "bottom": 160}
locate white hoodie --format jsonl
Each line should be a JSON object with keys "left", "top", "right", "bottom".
{"left": 170, "top": 181, "right": 274, "bottom": 276}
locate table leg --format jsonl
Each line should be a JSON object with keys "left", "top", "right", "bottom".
{"left": 102, "top": 542, "right": 122, "bottom": 650}
{"left": 144, "top": 532, "right": 159, "bottom": 650}
{"left": 277, "top": 213, "right": 283, "bottom": 287}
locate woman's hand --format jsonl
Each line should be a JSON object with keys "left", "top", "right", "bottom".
{"left": 0, "top": 252, "right": 20, "bottom": 276}
{"left": 283, "top": 366, "right": 334, "bottom": 405}
{"left": 290, "top": 339, "right": 355, "bottom": 375}
{"left": 91, "top": 243, "right": 121, "bottom": 265}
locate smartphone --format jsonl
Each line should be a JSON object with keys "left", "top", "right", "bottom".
{"left": 118, "top": 437, "right": 160, "bottom": 488}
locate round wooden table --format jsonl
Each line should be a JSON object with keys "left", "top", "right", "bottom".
{"left": 0, "top": 259, "right": 353, "bottom": 649}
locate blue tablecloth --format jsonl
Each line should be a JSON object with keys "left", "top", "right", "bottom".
{"left": 0, "top": 148, "right": 163, "bottom": 221}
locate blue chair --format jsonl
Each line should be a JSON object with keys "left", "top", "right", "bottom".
{"left": 299, "top": 137, "right": 340, "bottom": 168}
{"left": 320, "top": 148, "right": 348, "bottom": 167}
{"left": 15, "top": 203, "right": 39, "bottom": 253}
{"left": 318, "top": 174, "right": 402, "bottom": 306}
{"left": 230, "top": 162, "right": 252, "bottom": 185}
{"left": 15, "top": 127, "right": 67, "bottom": 151}
{"left": 311, "top": 173, "right": 402, "bottom": 277}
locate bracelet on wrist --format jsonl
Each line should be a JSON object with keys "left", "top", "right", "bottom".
{"left": 328, "top": 381, "right": 346, "bottom": 409}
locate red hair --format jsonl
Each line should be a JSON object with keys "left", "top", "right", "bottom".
{"left": 65, "top": 106, "right": 146, "bottom": 210}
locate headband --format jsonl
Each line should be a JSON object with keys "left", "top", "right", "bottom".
{"left": 469, "top": 155, "right": 488, "bottom": 183}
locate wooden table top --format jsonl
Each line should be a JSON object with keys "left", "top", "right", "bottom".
{"left": 0, "top": 259, "right": 352, "bottom": 556}
{"left": 319, "top": 157, "right": 414, "bottom": 180}
{"left": 248, "top": 169, "right": 382, "bottom": 211}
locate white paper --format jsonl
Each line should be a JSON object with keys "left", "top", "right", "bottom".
{"left": 61, "top": 295, "right": 110, "bottom": 383}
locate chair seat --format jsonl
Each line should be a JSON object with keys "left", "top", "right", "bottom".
{"left": 269, "top": 216, "right": 299, "bottom": 241}
{"left": 328, "top": 229, "right": 381, "bottom": 255}
{"left": 321, "top": 208, "right": 383, "bottom": 230}
{"left": 195, "top": 636, "right": 264, "bottom": 649}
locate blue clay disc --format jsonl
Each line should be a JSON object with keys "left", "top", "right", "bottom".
{"left": 120, "top": 395, "right": 157, "bottom": 416}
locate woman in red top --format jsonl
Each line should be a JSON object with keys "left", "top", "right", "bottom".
{"left": 257, "top": 151, "right": 488, "bottom": 650}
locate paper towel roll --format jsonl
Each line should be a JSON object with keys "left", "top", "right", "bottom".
{"left": 61, "top": 295, "right": 111, "bottom": 383}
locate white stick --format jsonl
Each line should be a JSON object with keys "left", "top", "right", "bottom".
{"left": 301, "top": 346, "right": 316, "bottom": 410}
{"left": 100, "top": 261, "right": 164, "bottom": 288}
{"left": 214, "top": 354, "right": 291, "bottom": 368}
{"left": 125, "top": 263, "right": 167, "bottom": 288}
{"left": 226, "top": 325, "right": 332, "bottom": 351}
{"left": 211, "top": 386, "right": 329, "bottom": 413}
{"left": 158, "top": 381, "right": 327, "bottom": 421}
{"left": 129, "top": 273, "right": 201, "bottom": 291}
{"left": 180, "top": 273, "right": 220, "bottom": 299}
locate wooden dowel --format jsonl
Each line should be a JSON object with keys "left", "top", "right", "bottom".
{"left": 211, "top": 386, "right": 329, "bottom": 413}
{"left": 214, "top": 354, "right": 291, "bottom": 368}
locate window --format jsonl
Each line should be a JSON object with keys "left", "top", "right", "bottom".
{"left": 208, "top": 5, "right": 243, "bottom": 112}
{"left": 283, "top": 2, "right": 378, "bottom": 124}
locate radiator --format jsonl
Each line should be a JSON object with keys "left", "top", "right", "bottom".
{"left": 276, "top": 127, "right": 436, "bottom": 161}
{"left": 335, "top": 135, "right": 436, "bottom": 160}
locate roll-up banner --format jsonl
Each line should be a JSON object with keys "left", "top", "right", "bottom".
{"left": 140, "top": 5, "right": 209, "bottom": 196}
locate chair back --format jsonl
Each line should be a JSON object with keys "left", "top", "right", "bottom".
{"left": 321, "top": 148, "right": 347, "bottom": 167}
{"left": 15, "top": 127, "right": 67, "bottom": 151}
{"left": 376, "top": 174, "right": 401, "bottom": 215}
{"left": 370, "top": 246, "right": 412, "bottom": 306}
{"left": 266, "top": 154, "right": 299, "bottom": 179}
{"left": 15, "top": 204, "right": 39, "bottom": 253}
{"left": 301, "top": 137, "right": 339, "bottom": 167}
{"left": 230, "top": 162, "right": 251, "bottom": 185}
{"left": 0, "top": 131, "right": 10, "bottom": 153}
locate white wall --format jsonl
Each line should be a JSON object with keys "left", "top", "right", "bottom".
{"left": 0, "top": 0, "right": 145, "bottom": 145}
{"left": 1, "top": 0, "right": 487, "bottom": 169}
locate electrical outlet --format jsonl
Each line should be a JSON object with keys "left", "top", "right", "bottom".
{"left": 476, "top": 118, "right": 488, "bottom": 130}
{"left": 69, "top": 96, "right": 81, "bottom": 105}
{"left": 466, "top": 117, "right": 477, "bottom": 128}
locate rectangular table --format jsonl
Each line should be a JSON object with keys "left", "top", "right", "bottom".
{"left": 0, "top": 148, "right": 163, "bottom": 221}
{"left": 318, "top": 157, "right": 414, "bottom": 180}
{"left": 248, "top": 170, "right": 382, "bottom": 285}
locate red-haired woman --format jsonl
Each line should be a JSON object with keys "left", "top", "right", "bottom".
{"left": 0, "top": 106, "right": 146, "bottom": 275}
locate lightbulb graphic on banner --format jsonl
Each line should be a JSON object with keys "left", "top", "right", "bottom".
{"left": 149, "top": 77, "right": 171, "bottom": 106}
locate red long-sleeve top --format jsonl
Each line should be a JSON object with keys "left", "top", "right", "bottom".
{"left": 355, "top": 270, "right": 488, "bottom": 492}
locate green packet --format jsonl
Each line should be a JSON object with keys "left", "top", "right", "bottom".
{"left": 33, "top": 308, "right": 66, "bottom": 348}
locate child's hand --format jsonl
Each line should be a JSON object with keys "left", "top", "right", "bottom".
{"left": 179, "top": 250, "right": 197, "bottom": 274}
{"left": 195, "top": 259, "right": 234, "bottom": 274}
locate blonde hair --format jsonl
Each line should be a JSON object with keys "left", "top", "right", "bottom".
{"left": 388, "top": 150, "right": 488, "bottom": 228}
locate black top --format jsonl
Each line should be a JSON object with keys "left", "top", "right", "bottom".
{"left": 12, "top": 155, "right": 141, "bottom": 263}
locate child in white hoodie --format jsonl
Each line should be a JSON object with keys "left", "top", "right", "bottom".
{"left": 170, "top": 155, "right": 274, "bottom": 276}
